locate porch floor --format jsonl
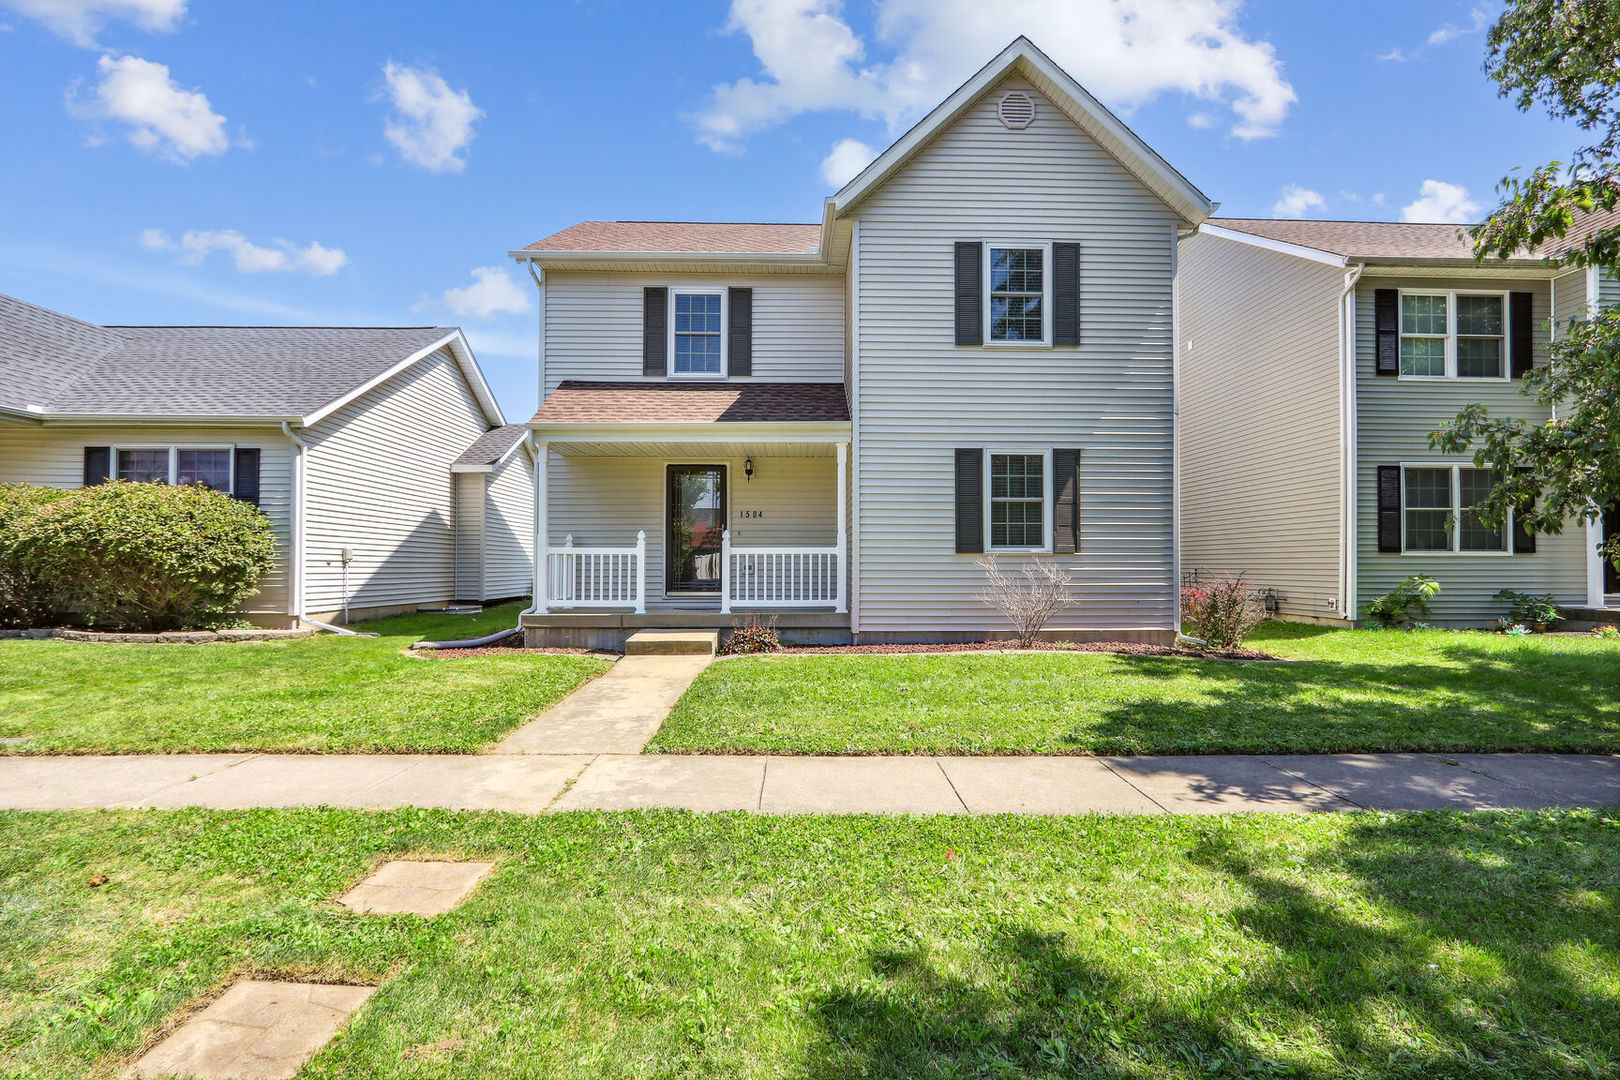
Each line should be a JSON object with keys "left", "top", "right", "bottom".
{"left": 521, "top": 610, "right": 848, "bottom": 631}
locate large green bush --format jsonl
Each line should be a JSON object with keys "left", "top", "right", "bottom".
{"left": 0, "top": 484, "right": 70, "bottom": 627}
{"left": 15, "top": 481, "right": 277, "bottom": 631}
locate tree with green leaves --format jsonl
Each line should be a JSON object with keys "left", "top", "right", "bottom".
{"left": 1430, "top": 0, "right": 1620, "bottom": 570}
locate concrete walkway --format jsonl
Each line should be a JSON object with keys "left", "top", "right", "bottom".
{"left": 492, "top": 654, "right": 711, "bottom": 755}
{"left": 0, "top": 751, "right": 1613, "bottom": 815}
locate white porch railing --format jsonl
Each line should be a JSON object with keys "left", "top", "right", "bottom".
{"left": 547, "top": 531, "right": 646, "bottom": 613}
{"left": 721, "top": 529, "right": 846, "bottom": 612}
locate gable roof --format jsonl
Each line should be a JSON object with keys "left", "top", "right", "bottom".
{"left": 523, "top": 221, "right": 822, "bottom": 255}
{"left": 533, "top": 381, "right": 851, "bottom": 425}
{"left": 451, "top": 423, "right": 530, "bottom": 471}
{"left": 831, "top": 37, "right": 1214, "bottom": 226}
{"left": 1206, "top": 218, "right": 1485, "bottom": 263}
{"left": 0, "top": 294, "right": 504, "bottom": 426}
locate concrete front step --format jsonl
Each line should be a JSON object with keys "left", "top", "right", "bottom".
{"left": 624, "top": 629, "right": 718, "bottom": 656}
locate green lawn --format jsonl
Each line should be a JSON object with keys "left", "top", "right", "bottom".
{"left": 2, "top": 808, "right": 1615, "bottom": 1078}
{"left": 0, "top": 603, "right": 609, "bottom": 754}
{"left": 648, "top": 623, "right": 1620, "bottom": 756}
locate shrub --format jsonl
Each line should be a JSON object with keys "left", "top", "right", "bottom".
{"left": 1494, "top": 588, "right": 1560, "bottom": 628}
{"left": 722, "top": 614, "right": 781, "bottom": 655}
{"left": 0, "top": 484, "right": 70, "bottom": 627}
{"left": 16, "top": 481, "right": 277, "bottom": 631}
{"left": 1180, "top": 573, "right": 1264, "bottom": 648}
{"left": 975, "top": 556, "right": 1072, "bottom": 648}
{"left": 1364, "top": 575, "right": 1441, "bottom": 628}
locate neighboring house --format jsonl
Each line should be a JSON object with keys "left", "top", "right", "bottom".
{"left": 1177, "top": 217, "right": 1616, "bottom": 626}
{"left": 511, "top": 38, "right": 1214, "bottom": 647}
{"left": 0, "top": 293, "right": 531, "bottom": 626}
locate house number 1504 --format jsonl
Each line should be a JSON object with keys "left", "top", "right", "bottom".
{"left": 737, "top": 510, "right": 764, "bottom": 519}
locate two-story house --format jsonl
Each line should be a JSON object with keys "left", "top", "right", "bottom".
{"left": 1177, "top": 217, "right": 1617, "bottom": 626}
{"left": 512, "top": 37, "right": 1215, "bottom": 648}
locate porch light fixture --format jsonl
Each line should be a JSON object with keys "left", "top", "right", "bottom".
{"left": 744, "top": 457, "right": 754, "bottom": 482}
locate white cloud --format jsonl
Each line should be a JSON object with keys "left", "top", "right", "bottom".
{"left": 692, "top": 0, "right": 1297, "bottom": 151}
{"left": 381, "top": 61, "right": 482, "bottom": 173}
{"left": 1272, "top": 184, "right": 1325, "bottom": 219}
{"left": 75, "top": 54, "right": 227, "bottom": 161}
{"left": 819, "top": 137, "right": 877, "bottom": 187}
{"left": 1186, "top": 111, "right": 1217, "bottom": 129}
{"left": 140, "top": 228, "right": 348, "bottom": 275}
{"left": 1401, "top": 179, "right": 1483, "bottom": 223}
{"left": 442, "top": 266, "right": 530, "bottom": 318}
{"left": 1378, "top": 47, "right": 1406, "bottom": 62}
{"left": 0, "top": 0, "right": 183, "bottom": 46}
{"left": 1428, "top": 4, "right": 1491, "bottom": 45}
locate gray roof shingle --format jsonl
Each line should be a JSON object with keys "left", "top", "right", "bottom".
{"left": 452, "top": 423, "right": 529, "bottom": 467}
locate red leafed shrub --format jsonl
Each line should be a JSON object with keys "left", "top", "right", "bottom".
{"left": 1181, "top": 574, "right": 1264, "bottom": 648}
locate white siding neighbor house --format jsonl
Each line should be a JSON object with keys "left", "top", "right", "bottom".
{"left": 0, "top": 293, "right": 529, "bottom": 626}
{"left": 511, "top": 38, "right": 1214, "bottom": 647}
{"left": 1178, "top": 217, "right": 1617, "bottom": 626}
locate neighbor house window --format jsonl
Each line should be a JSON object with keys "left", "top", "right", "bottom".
{"left": 671, "top": 290, "right": 724, "bottom": 375}
{"left": 113, "top": 447, "right": 233, "bottom": 492}
{"left": 988, "top": 452, "right": 1047, "bottom": 549}
{"left": 176, "top": 448, "right": 232, "bottom": 491}
{"left": 1400, "top": 291, "right": 1507, "bottom": 379}
{"left": 1403, "top": 464, "right": 1507, "bottom": 553}
{"left": 116, "top": 448, "right": 170, "bottom": 484}
{"left": 986, "top": 245, "right": 1049, "bottom": 344}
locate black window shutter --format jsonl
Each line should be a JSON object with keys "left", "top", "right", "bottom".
{"left": 954, "top": 242, "right": 983, "bottom": 346}
{"left": 1053, "top": 243, "right": 1079, "bottom": 347}
{"left": 1374, "top": 289, "right": 1399, "bottom": 376}
{"left": 728, "top": 286, "right": 752, "bottom": 376}
{"left": 83, "top": 446, "right": 111, "bottom": 487}
{"left": 1511, "top": 465, "right": 1537, "bottom": 553}
{"left": 234, "top": 447, "right": 261, "bottom": 506}
{"left": 1510, "top": 291, "right": 1534, "bottom": 378}
{"left": 642, "top": 287, "right": 668, "bottom": 376}
{"left": 1053, "top": 448, "right": 1081, "bottom": 552}
{"left": 1377, "top": 465, "right": 1402, "bottom": 552}
{"left": 954, "top": 449, "right": 984, "bottom": 553}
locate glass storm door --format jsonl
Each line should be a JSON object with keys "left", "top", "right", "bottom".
{"left": 667, "top": 465, "right": 726, "bottom": 594}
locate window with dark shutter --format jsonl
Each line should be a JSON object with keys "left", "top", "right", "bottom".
{"left": 643, "top": 287, "right": 668, "bottom": 376}
{"left": 1053, "top": 243, "right": 1079, "bottom": 347}
{"left": 1511, "top": 465, "right": 1537, "bottom": 553}
{"left": 1377, "top": 465, "right": 1402, "bottom": 552}
{"left": 1053, "top": 448, "right": 1081, "bottom": 552}
{"left": 954, "top": 242, "right": 983, "bottom": 346}
{"left": 1374, "top": 289, "right": 1399, "bottom": 376}
{"left": 1510, "top": 291, "right": 1533, "bottom": 378}
{"left": 954, "top": 448, "right": 984, "bottom": 553}
{"left": 728, "top": 286, "right": 752, "bottom": 376}
{"left": 82, "top": 446, "right": 111, "bottom": 487}
{"left": 234, "top": 447, "right": 262, "bottom": 506}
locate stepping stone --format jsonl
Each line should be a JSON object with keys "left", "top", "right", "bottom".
{"left": 337, "top": 859, "right": 495, "bottom": 916}
{"left": 134, "top": 980, "right": 373, "bottom": 1080}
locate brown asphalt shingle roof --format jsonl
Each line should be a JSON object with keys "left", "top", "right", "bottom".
{"left": 452, "top": 423, "right": 529, "bottom": 467}
{"left": 1211, "top": 218, "right": 1488, "bottom": 261}
{"left": 533, "top": 381, "right": 850, "bottom": 424}
{"left": 522, "top": 221, "right": 822, "bottom": 255}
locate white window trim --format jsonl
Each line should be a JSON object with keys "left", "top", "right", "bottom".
{"left": 1398, "top": 461, "right": 1512, "bottom": 557}
{"left": 107, "top": 444, "right": 235, "bottom": 493}
{"left": 1397, "top": 289, "right": 1511, "bottom": 382}
{"left": 667, "top": 287, "right": 728, "bottom": 379}
{"left": 984, "top": 448, "right": 1053, "bottom": 553}
{"left": 983, "top": 241, "right": 1053, "bottom": 348}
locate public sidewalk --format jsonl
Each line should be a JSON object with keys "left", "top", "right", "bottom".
{"left": 0, "top": 751, "right": 1613, "bottom": 816}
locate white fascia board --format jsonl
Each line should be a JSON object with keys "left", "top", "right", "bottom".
{"left": 299, "top": 330, "right": 504, "bottom": 430}
{"left": 449, "top": 463, "right": 494, "bottom": 474}
{"left": 1198, "top": 223, "right": 1347, "bottom": 267}
{"left": 832, "top": 37, "right": 1214, "bottom": 225}
{"left": 528, "top": 421, "right": 852, "bottom": 444}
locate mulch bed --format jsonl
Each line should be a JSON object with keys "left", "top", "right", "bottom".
{"left": 739, "top": 640, "right": 1280, "bottom": 661}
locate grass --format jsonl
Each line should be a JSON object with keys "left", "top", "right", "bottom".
{"left": 647, "top": 623, "right": 1620, "bottom": 756}
{"left": 1, "top": 807, "right": 1616, "bottom": 1078}
{"left": 0, "top": 603, "right": 610, "bottom": 754}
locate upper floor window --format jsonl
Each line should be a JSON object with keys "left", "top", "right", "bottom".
{"left": 1400, "top": 291, "right": 1507, "bottom": 379}
{"left": 672, "top": 290, "right": 724, "bottom": 376}
{"left": 987, "top": 244, "right": 1050, "bottom": 345}
{"left": 1403, "top": 464, "right": 1507, "bottom": 553}
{"left": 115, "top": 446, "right": 233, "bottom": 491}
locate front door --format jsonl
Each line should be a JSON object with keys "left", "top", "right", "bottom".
{"left": 1606, "top": 505, "right": 1620, "bottom": 595}
{"left": 667, "top": 465, "right": 727, "bottom": 595}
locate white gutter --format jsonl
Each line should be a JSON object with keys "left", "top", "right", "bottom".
{"left": 1339, "top": 263, "right": 1365, "bottom": 622}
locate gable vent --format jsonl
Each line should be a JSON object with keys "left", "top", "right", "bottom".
{"left": 997, "top": 90, "right": 1036, "bottom": 130}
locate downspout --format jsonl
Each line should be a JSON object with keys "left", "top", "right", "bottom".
{"left": 1339, "top": 263, "right": 1365, "bottom": 623}
{"left": 282, "top": 420, "right": 371, "bottom": 637}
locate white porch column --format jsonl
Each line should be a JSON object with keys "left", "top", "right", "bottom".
{"left": 634, "top": 529, "right": 648, "bottom": 614}
{"left": 533, "top": 439, "right": 549, "bottom": 613}
{"left": 836, "top": 441, "right": 849, "bottom": 614}
{"left": 720, "top": 528, "right": 733, "bottom": 614}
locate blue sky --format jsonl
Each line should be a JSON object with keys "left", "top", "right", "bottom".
{"left": 0, "top": 0, "right": 1579, "bottom": 421}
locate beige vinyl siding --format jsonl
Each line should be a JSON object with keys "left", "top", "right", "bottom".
{"left": 302, "top": 349, "right": 489, "bottom": 614}
{"left": 454, "top": 473, "right": 485, "bottom": 601}
{"left": 542, "top": 272, "right": 845, "bottom": 394}
{"left": 1355, "top": 276, "right": 1587, "bottom": 623}
{"left": 1552, "top": 268, "right": 1588, "bottom": 332}
{"left": 1599, "top": 267, "right": 1620, "bottom": 309}
{"left": 848, "top": 74, "right": 1181, "bottom": 634}
{"left": 482, "top": 451, "right": 535, "bottom": 600}
{"left": 1176, "top": 231, "right": 1346, "bottom": 619}
{"left": 545, "top": 452, "right": 836, "bottom": 607}
{"left": 0, "top": 424, "right": 294, "bottom": 617}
